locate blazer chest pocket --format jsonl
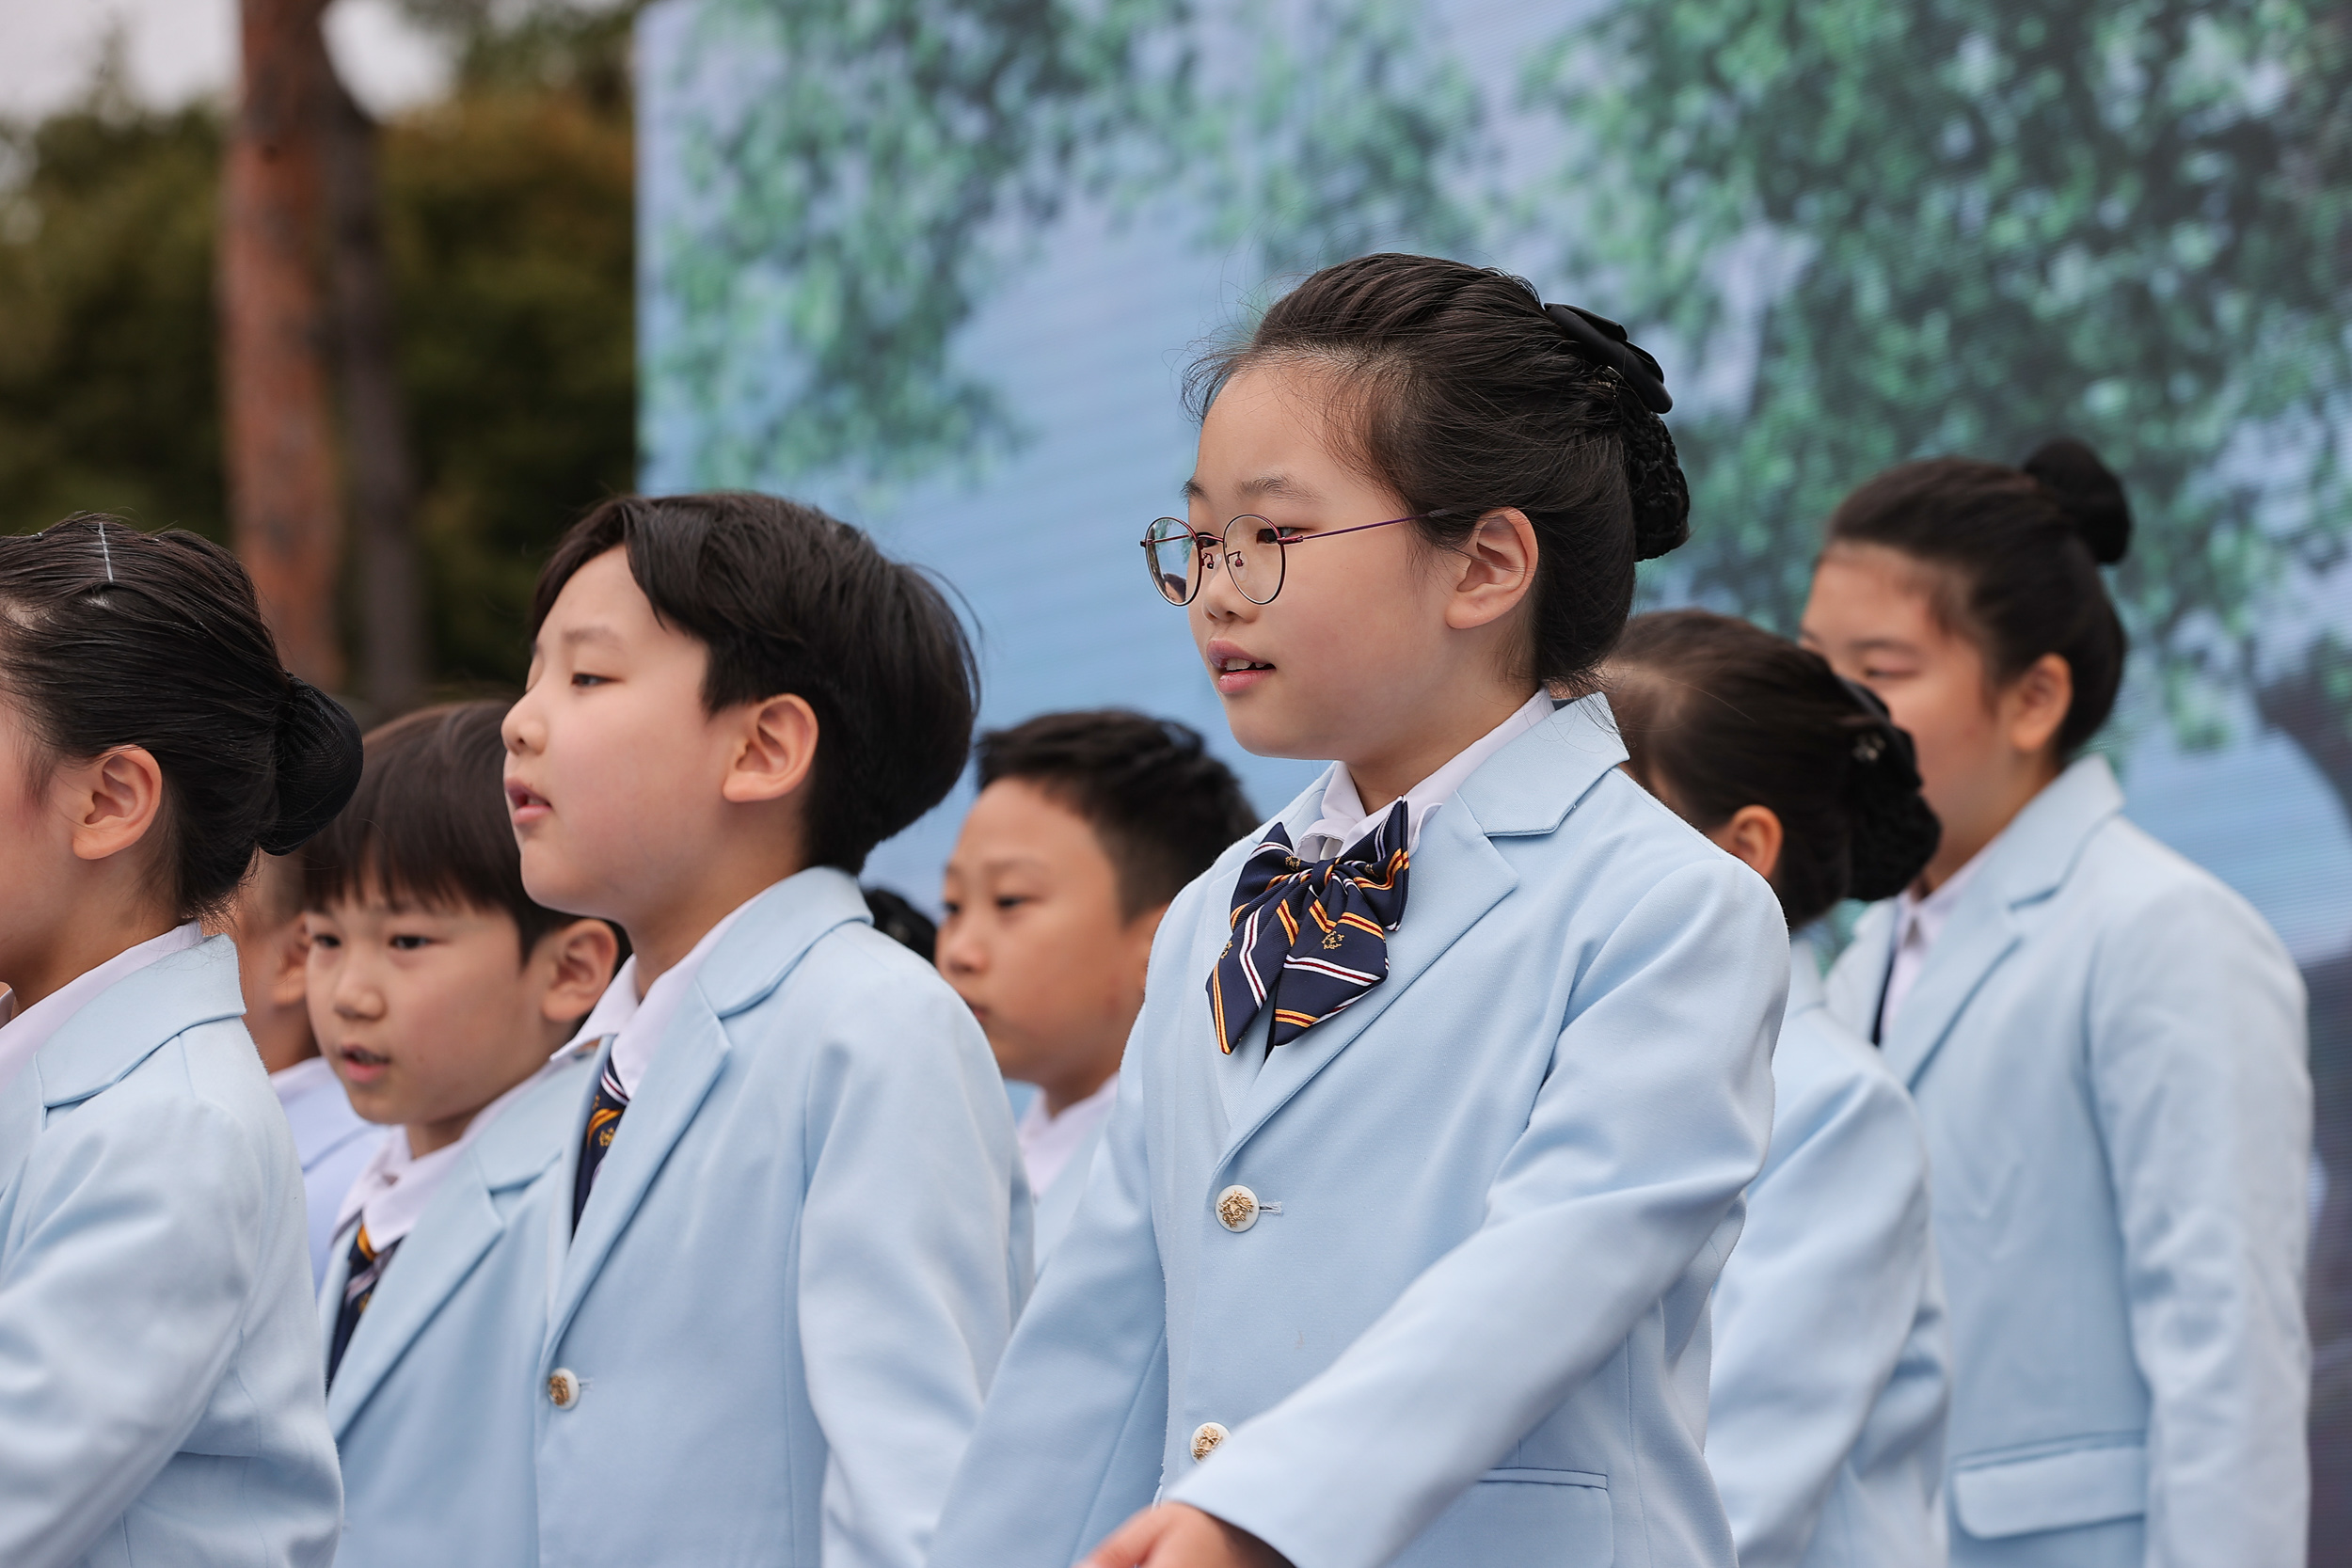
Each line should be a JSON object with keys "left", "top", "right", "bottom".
{"left": 1398, "top": 1466, "right": 1612, "bottom": 1566}
{"left": 1951, "top": 1440, "right": 2146, "bottom": 1540}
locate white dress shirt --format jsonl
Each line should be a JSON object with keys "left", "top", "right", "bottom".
{"left": 0, "top": 923, "right": 204, "bottom": 1101}
{"left": 1295, "top": 690, "right": 1553, "bottom": 861}
{"left": 1016, "top": 1074, "right": 1119, "bottom": 1197}
{"left": 1880, "top": 849, "right": 1986, "bottom": 1033}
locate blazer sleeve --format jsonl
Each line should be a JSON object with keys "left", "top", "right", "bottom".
{"left": 2089, "top": 879, "right": 2312, "bottom": 1568}
{"left": 928, "top": 1001, "right": 1174, "bottom": 1568}
{"left": 1707, "top": 1026, "right": 1940, "bottom": 1568}
{"left": 0, "top": 1059, "right": 278, "bottom": 1568}
{"left": 1168, "top": 857, "right": 1785, "bottom": 1568}
{"left": 795, "top": 955, "right": 1022, "bottom": 1568}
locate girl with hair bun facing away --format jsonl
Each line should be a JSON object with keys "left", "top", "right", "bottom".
{"left": 931, "top": 255, "right": 1788, "bottom": 1568}
{"left": 1610, "top": 609, "right": 1950, "bottom": 1568}
{"left": 0, "top": 515, "right": 358, "bottom": 1567}
{"left": 1803, "top": 444, "right": 2312, "bottom": 1567}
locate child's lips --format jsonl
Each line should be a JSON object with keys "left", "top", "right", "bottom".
{"left": 336, "top": 1045, "right": 391, "bottom": 1086}
{"left": 505, "top": 781, "right": 552, "bottom": 826}
{"left": 1206, "top": 641, "right": 1275, "bottom": 697}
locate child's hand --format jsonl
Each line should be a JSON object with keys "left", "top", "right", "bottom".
{"left": 1079, "top": 1503, "right": 1290, "bottom": 1568}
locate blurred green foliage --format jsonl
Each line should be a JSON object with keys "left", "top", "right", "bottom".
{"left": 0, "top": 8, "right": 636, "bottom": 690}
{"left": 653, "top": 0, "right": 1485, "bottom": 494}
{"left": 0, "top": 90, "right": 226, "bottom": 542}
{"left": 1528, "top": 0, "right": 2352, "bottom": 773}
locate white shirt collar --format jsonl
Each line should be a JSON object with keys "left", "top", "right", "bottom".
{"left": 332, "top": 1041, "right": 590, "bottom": 1250}
{"left": 1295, "top": 691, "right": 1551, "bottom": 862}
{"left": 1880, "top": 848, "right": 1987, "bottom": 1032}
{"left": 565, "top": 885, "right": 771, "bottom": 1101}
{"left": 0, "top": 923, "right": 206, "bottom": 1101}
{"left": 1015, "top": 1074, "right": 1119, "bottom": 1197}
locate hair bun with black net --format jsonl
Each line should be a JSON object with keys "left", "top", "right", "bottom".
{"left": 1541, "top": 303, "right": 1688, "bottom": 561}
{"left": 259, "top": 677, "right": 364, "bottom": 855}
{"left": 2021, "top": 436, "right": 2132, "bottom": 565}
{"left": 1836, "top": 677, "right": 1942, "bottom": 900}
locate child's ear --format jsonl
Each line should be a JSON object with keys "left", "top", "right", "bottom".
{"left": 539, "top": 917, "right": 621, "bottom": 1023}
{"left": 267, "top": 921, "right": 310, "bottom": 1010}
{"left": 59, "top": 744, "right": 167, "bottom": 864}
{"left": 722, "top": 693, "right": 820, "bottom": 806}
{"left": 1443, "top": 508, "right": 1540, "bottom": 632}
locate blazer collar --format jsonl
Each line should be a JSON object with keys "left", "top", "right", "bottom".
{"left": 33, "top": 934, "right": 246, "bottom": 1109}
{"left": 1218, "top": 695, "right": 1628, "bottom": 1165}
{"left": 1880, "top": 754, "right": 2123, "bottom": 1085}
{"left": 327, "top": 1054, "right": 592, "bottom": 1434}
{"left": 543, "top": 869, "right": 872, "bottom": 1361}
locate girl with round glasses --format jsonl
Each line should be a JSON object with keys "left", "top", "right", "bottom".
{"left": 935, "top": 254, "right": 1790, "bottom": 1568}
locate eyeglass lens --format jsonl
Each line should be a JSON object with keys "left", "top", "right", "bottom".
{"left": 1142, "top": 516, "right": 1287, "bottom": 606}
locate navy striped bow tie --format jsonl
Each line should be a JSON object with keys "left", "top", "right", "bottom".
{"left": 1209, "top": 800, "right": 1411, "bottom": 1054}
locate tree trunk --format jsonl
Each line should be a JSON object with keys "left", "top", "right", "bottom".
{"left": 219, "top": 0, "right": 343, "bottom": 689}
{"left": 324, "top": 74, "right": 427, "bottom": 716}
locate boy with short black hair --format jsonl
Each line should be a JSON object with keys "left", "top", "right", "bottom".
{"left": 940, "top": 711, "right": 1254, "bottom": 1257}
{"left": 497, "top": 492, "right": 1023, "bottom": 1568}
{"left": 300, "top": 701, "right": 620, "bottom": 1568}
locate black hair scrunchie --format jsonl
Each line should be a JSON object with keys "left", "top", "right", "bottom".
{"left": 1541, "top": 303, "right": 1689, "bottom": 560}
{"left": 1835, "top": 676, "right": 1942, "bottom": 901}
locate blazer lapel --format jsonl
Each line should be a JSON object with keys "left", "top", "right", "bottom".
{"left": 543, "top": 1002, "right": 730, "bottom": 1365}
{"left": 326, "top": 1167, "right": 508, "bottom": 1435}
{"left": 330, "top": 1057, "right": 587, "bottom": 1433}
{"left": 1881, "top": 754, "right": 2125, "bottom": 1086}
{"left": 1880, "top": 897, "right": 2021, "bottom": 1087}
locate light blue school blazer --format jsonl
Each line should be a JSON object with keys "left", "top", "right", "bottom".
{"left": 1708, "top": 939, "right": 1949, "bottom": 1568}
{"left": 0, "top": 936, "right": 341, "bottom": 1568}
{"left": 321, "top": 1048, "right": 595, "bottom": 1568}
{"left": 516, "top": 868, "right": 1027, "bottom": 1568}
{"left": 930, "top": 694, "right": 1789, "bottom": 1568}
{"left": 1825, "top": 755, "right": 2311, "bottom": 1568}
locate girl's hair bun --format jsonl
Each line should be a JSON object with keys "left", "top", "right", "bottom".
{"left": 259, "top": 677, "right": 364, "bottom": 855}
{"left": 1840, "top": 697, "right": 1942, "bottom": 901}
{"left": 2021, "top": 436, "right": 2132, "bottom": 565}
{"left": 1624, "top": 407, "right": 1691, "bottom": 560}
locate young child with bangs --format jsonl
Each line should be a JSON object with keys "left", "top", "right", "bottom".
{"left": 496, "top": 492, "right": 1024, "bottom": 1568}
{"left": 938, "top": 710, "right": 1257, "bottom": 1262}
{"left": 1610, "top": 609, "right": 1950, "bottom": 1568}
{"left": 300, "top": 700, "right": 620, "bottom": 1568}
{"left": 931, "top": 255, "right": 1789, "bottom": 1568}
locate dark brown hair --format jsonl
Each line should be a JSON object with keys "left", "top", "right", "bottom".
{"left": 303, "top": 701, "right": 589, "bottom": 959}
{"left": 1610, "top": 610, "right": 1941, "bottom": 927}
{"left": 0, "top": 515, "right": 361, "bottom": 921}
{"left": 977, "top": 709, "right": 1258, "bottom": 918}
{"left": 1825, "top": 437, "right": 2131, "bottom": 757}
{"left": 532, "top": 493, "right": 979, "bottom": 874}
{"left": 1188, "top": 253, "right": 1691, "bottom": 692}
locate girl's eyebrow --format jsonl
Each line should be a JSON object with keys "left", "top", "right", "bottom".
{"left": 1180, "top": 472, "right": 1321, "bottom": 504}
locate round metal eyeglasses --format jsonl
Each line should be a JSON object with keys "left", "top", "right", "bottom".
{"left": 1139, "top": 513, "right": 1433, "bottom": 607}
